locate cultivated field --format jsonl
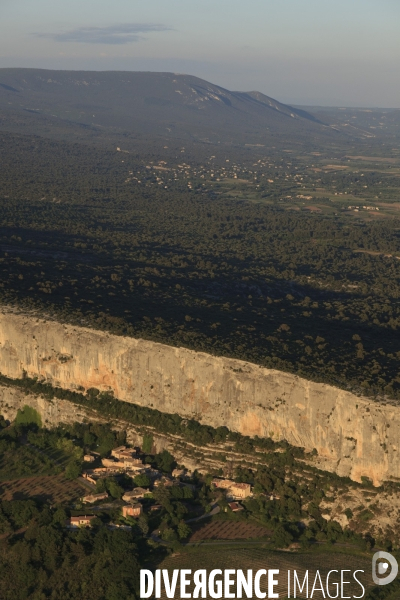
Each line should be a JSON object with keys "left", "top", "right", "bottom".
{"left": 157, "top": 546, "right": 374, "bottom": 599}
{"left": 189, "top": 520, "right": 271, "bottom": 542}
{"left": 0, "top": 474, "right": 87, "bottom": 503}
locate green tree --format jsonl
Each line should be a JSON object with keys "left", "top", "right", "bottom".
{"left": 107, "top": 479, "right": 124, "bottom": 499}
{"left": 52, "top": 507, "right": 67, "bottom": 526}
{"left": 161, "top": 527, "right": 177, "bottom": 542}
{"left": 137, "top": 514, "right": 149, "bottom": 536}
{"left": 177, "top": 521, "right": 191, "bottom": 540}
{"left": 133, "top": 474, "right": 150, "bottom": 488}
{"left": 65, "top": 460, "right": 81, "bottom": 480}
{"left": 155, "top": 450, "right": 176, "bottom": 473}
{"left": 270, "top": 525, "right": 293, "bottom": 548}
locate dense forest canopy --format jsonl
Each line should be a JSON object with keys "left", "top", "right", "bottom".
{"left": 1, "top": 112, "right": 400, "bottom": 399}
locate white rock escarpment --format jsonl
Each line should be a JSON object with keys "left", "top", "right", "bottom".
{"left": 0, "top": 309, "right": 398, "bottom": 485}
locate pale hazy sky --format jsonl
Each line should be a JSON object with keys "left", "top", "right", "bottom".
{"left": 1, "top": 0, "right": 399, "bottom": 107}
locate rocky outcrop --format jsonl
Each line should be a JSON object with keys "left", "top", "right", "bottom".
{"left": 0, "top": 384, "right": 95, "bottom": 428}
{"left": 0, "top": 309, "right": 399, "bottom": 485}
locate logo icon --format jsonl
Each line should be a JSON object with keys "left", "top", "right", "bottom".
{"left": 372, "top": 551, "right": 398, "bottom": 586}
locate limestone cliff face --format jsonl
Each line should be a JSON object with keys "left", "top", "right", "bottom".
{"left": 0, "top": 310, "right": 398, "bottom": 485}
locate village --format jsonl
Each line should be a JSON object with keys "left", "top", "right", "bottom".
{"left": 68, "top": 444, "right": 256, "bottom": 531}
{"left": 122, "top": 154, "right": 315, "bottom": 197}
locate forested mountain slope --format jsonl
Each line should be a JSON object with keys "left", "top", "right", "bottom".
{"left": 0, "top": 68, "right": 338, "bottom": 145}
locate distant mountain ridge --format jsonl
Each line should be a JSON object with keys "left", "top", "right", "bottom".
{"left": 0, "top": 68, "right": 330, "bottom": 145}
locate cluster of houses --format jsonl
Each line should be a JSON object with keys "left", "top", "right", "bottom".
{"left": 120, "top": 155, "right": 315, "bottom": 198}
{"left": 68, "top": 444, "right": 259, "bottom": 529}
{"left": 347, "top": 205, "right": 380, "bottom": 212}
{"left": 82, "top": 446, "right": 192, "bottom": 491}
{"left": 82, "top": 445, "right": 150, "bottom": 486}
{"left": 68, "top": 446, "right": 191, "bottom": 528}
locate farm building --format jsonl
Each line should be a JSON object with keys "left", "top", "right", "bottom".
{"left": 122, "top": 504, "right": 143, "bottom": 518}
{"left": 111, "top": 446, "right": 139, "bottom": 460}
{"left": 211, "top": 478, "right": 252, "bottom": 499}
{"left": 82, "top": 492, "right": 109, "bottom": 504}
{"left": 228, "top": 502, "right": 244, "bottom": 512}
{"left": 154, "top": 476, "right": 175, "bottom": 488}
{"left": 122, "top": 488, "right": 147, "bottom": 502}
{"left": 69, "top": 515, "right": 96, "bottom": 528}
{"left": 101, "top": 458, "right": 125, "bottom": 468}
{"left": 83, "top": 454, "right": 95, "bottom": 462}
{"left": 111, "top": 446, "right": 128, "bottom": 459}
{"left": 123, "top": 457, "right": 144, "bottom": 468}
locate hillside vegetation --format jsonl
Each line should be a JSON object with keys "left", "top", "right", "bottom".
{"left": 0, "top": 69, "right": 329, "bottom": 146}
{"left": 1, "top": 129, "right": 400, "bottom": 398}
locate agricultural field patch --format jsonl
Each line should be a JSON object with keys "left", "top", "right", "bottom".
{"left": 0, "top": 474, "right": 87, "bottom": 503}
{"left": 0, "top": 443, "right": 60, "bottom": 480}
{"left": 189, "top": 520, "right": 271, "bottom": 541}
{"left": 157, "top": 547, "right": 374, "bottom": 599}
